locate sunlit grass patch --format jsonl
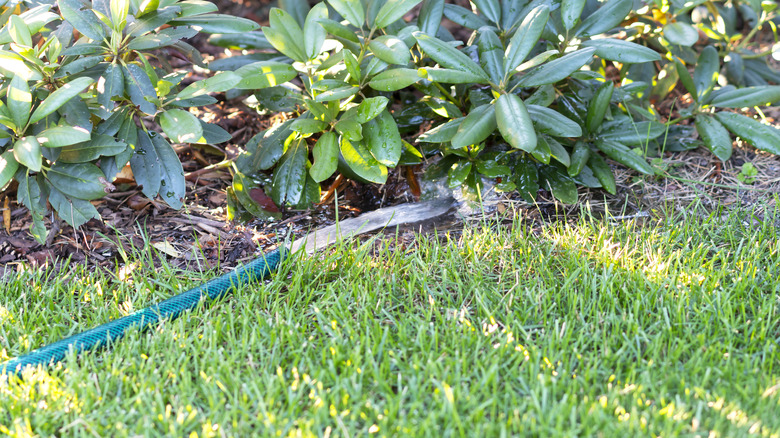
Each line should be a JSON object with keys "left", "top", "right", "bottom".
{"left": 1, "top": 204, "right": 779, "bottom": 436}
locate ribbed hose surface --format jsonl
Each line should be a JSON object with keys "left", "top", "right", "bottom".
{"left": 1, "top": 248, "right": 285, "bottom": 377}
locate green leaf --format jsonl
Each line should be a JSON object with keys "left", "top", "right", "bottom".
{"left": 451, "top": 104, "right": 497, "bottom": 148}
{"left": 517, "top": 48, "right": 596, "bottom": 87}
{"left": 695, "top": 114, "right": 732, "bottom": 161}
{"left": 334, "top": 119, "right": 363, "bottom": 141}
{"left": 587, "top": 153, "right": 616, "bottom": 194}
{"left": 504, "top": 5, "right": 549, "bottom": 73}
{"left": 30, "top": 77, "right": 95, "bottom": 124}
{"left": 475, "top": 159, "right": 510, "bottom": 178}
{"left": 169, "top": 14, "right": 259, "bottom": 33}
{"left": 527, "top": 104, "right": 582, "bottom": 138}
{"left": 478, "top": 29, "right": 504, "bottom": 85}
{"left": 313, "top": 83, "right": 359, "bottom": 102}
{"left": 123, "top": 64, "right": 157, "bottom": 115}
{"left": 271, "top": 138, "right": 309, "bottom": 206}
{"left": 37, "top": 125, "right": 91, "bottom": 148}
{"left": 448, "top": 160, "right": 472, "bottom": 188}
{"left": 316, "top": 18, "right": 361, "bottom": 43}
{"left": 674, "top": 58, "right": 697, "bottom": 99}
{"left": 442, "top": 4, "right": 489, "bottom": 29}
{"left": 694, "top": 46, "right": 719, "bottom": 103}
{"left": 8, "top": 75, "right": 31, "bottom": 131}
{"left": 369, "top": 35, "right": 411, "bottom": 65}
{"left": 234, "top": 61, "right": 297, "bottom": 89}
{"left": 473, "top": 0, "right": 501, "bottom": 23}
{"left": 586, "top": 81, "right": 614, "bottom": 134}
{"left": 546, "top": 136, "right": 571, "bottom": 167}
{"left": 715, "top": 112, "right": 780, "bottom": 155}
{"left": 708, "top": 86, "right": 780, "bottom": 108}
{"left": 261, "top": 9, "right": 306, "bottom": 61}
{"left": 413, "top": 32, "right": 489, "bottom": 80}
{"left": 160, "top": 109, "right": 204, "bottom": 143}
{"left": 355, "top": 97, "right": 389, "bottom": 123}
{"left": 13, "top": 137, "right": 41, "bottom": 172}
{"left": 150, "top": 133, "right": 186, "bottom": 209}
{"left": 233, "top": 171, "right": 281, "bottom": 219}
{"left": 663, "top": 22, "right": 699, "bottom": 46}
{"left": 59, "top": 0, "right": 105, "bottom": 41}
{"left": 541, "top": 166, "right": 578, "bottom": 203}
{"left": 0, "top": 50, "right": 41, "bottom": 82}
{"left": 531, "top": 135, "right": 551, "bottom": 163}
{"left": 292, "top": 118, "right": 329, "bottom": 135}
{"left": 581, "top": 39, "right": 661, "bottom": 64}
{"left": 495, "top": 94, "right": 537, "bottom": 152}
{"left": 418, "top": 0, "right": 444, "bottom": 35}
{"left": 595, "top": 139, "right": 654, "bottom": 174}
{"left": 59, "top": 134, "right": 126, "bottom": 163}
{"left": 97, "top": 63, "right": 124, "bottom": 109}
{"left": 598, "top": 119, "right": 666, "bottom": 145}
{"left": 368, "top": 68, "right": 422, "bottom": 91}
{"left": 48, "top": 162, "right": 109, "bottom": 199}
{"left": 339, "top": 138, "right": 388, "bottom": 183}
{"left": 575, "top": 0, "right": 632, "bottom": 37}
{"left": 363, "top": 110, "right": 402, "bottom": 166}
{"left": 129, "top": 129, "right": 161, "bottom": 198}
{"left": 48, "top": 186, "right": 100, "bottom": 227}
{"left": 311, "top": 132, "right": 339, "bottom": 182}
{"left": 177, "top": 71, "right": 241, "bottom": 99}
{"left": 561, "top": 0, "right": 586, "bottom": 30}
{"left": 568, "top": 140, "right": 590, "bottom": 177}
{"left": 280, "top": 0, "right": 310, "bottom": 26}
{"left": 375, "top": 0, "right": 422, "bottom": 28}
{"left": 418, "top": 67, "right": 490, "bottom": 84}
{"left": 416, "top": 117, "right": 464, "bottom": 143}
{"left": 343, "top": 50, "right": 362, "bottom": 82}
{"left": 0, "top": 150, "right": 19, "bottom": 189}
{"left": 9, "top": 15, "right": 33, "bottom": 47}
{"left": 237, "top": 120, "right": 295, "bottom": 172}
{"left": 304, "top": 2, "right": 328, "bottom": 59}
{"left": 514, "top": 154, "right": 538, "bottom": 202}
{"left": 328, "top": 0, "right": 365, "bottom": 27}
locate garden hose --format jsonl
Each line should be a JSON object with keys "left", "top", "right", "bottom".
{"left": 0, "top": 195, "right": 457, "bottom": 378}
{"left": 0, "top": 249, "right": 286, "bottom": 377}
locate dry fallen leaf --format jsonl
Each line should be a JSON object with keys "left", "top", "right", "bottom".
{"left": 152, "top": 241, "right": 181, "bottom": 258}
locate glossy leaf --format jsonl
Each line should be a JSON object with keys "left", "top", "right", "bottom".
{"left": 169, "top": 15, "right": 259, "bottom": 34}
{"left": 0, "top": 151, "right": 19, "bottom": 188}
{"left": 504, "top": 5, "right": 549, "bottom": 73}
{"left": 516, "top": 48, "right": 595, "bottom": 87}
{"left": 448, "top": 160, "right": 472, "bottom": 188}
{"left": 674, "top": 58, "right": 697, "bottom": 99}
{"left": 527, "top": 104, "right": 582, "bottom": 137}
{"left": 575, "top": 0, "right": 632, "bottom": 37}
{"left": 149, "top": 133, "right": 186, "bottom": 209}
{"left": 369, "top": 35, "right": 411, "bottom": 65}
{"left": 160, "top": 109, "right": 204, "bottom": 143}
{"left": 541, "top": 166, "right": 578, "bottom": 203}
{"left": 451, "top": 104, "right": 497, "bottom": 148}
{"left": 355, "top": 97, "right": 389, "bottom": 123}
{"left": 694, "top": 46, "right": 719, "bottom": 103}
{"left": 59, "top": 0, "right": 105, "bottom": 41}
{"left": 59, "top": 134, "right": 126, "bottom": 163}
{"left": 233, "top": 171, "right": 281, "bottom": 219}
{"left": 129, "top": 129, "right": 161, "bottom": 198}
{"left": 715, "top": 112, "right": 780, "bottom": 155}
{"left": 262, "top": 9, "right": 306, "bottom": 61}
{"left": 37, "top": 125, "right": 91, "bottom": 148}
{"left": 48, "top": 162, "right": 109, "bottom": 199}
{"left": 304, "top": 2, "right": 328, "bottom": 59}
{"left": 339, "top": 139, "right": 388, "bottom": 184}
{"left": 316, "top": 18, "right": 361, "bottom": 43}
{"left": 695, "top": 114, "right": 732, "bottom": 161}
{"left": 413, "top": 32, "right": 489, "bottom": 80}
{"left": 13, "top": 137, "right": 41, "bottom": 172}
{"left": 418, "top": 67, "right": 490, "bottom": 84}
{"left": 335, "top": 119, "right": 363, "bottom": 141}
{"left": 123, "top": 64, "right": 157, "bottom": 115}
{"left": 368, "top": 68, "right": 422, "bottom": 91}
{"left": 587, "top": 153, "right": 616, "bottom": 194}
{"left": 709, "top": 86, "right": 780, "bottom": 108}
{"left": 663, "top": 22, "right": 699, "bottom": 46}
{"left": 9, "top": 15, "right": 33, "bottom": 47}
{"left": 48, "top": 186, "right": 100, "bottom": 227}
{"left": 310, "top": 132, "right": 339, "bottom": 182}
{"left": 237, "top": 119, "right": 295, "bottom": 172}
{"left": 546, "top": 136, "right": 571, "bottom": 167}
{"left": 9, "top": 75, "right": 32, "bottom": 131}
{"left": 561, "top": 0, "right": 586, "bottom": 30}
{"left": 598, "top": 119, "right": 666, "bottom": 145}
{"left": 495, "top": 94, "right": 537, "bottom": 152}
{"left": 234, "top": 61, "right": 297, "bottom": 89}
{"left": 442, "top": 4, "right": 490, "bottom": 29}
{"left": 595, "top": 139, "right": 654, "bottom": 174}
{"left": 418, "top": 0, "right": 444, "bottom": 35}
{"left": 363, "top": 110, "right": 402, "bottom": 166}
{"left": 581, "top": 39, "right": 661, "bottom": 64}
{"left": 271, "top": 138, "right": 308, "bottom": 206}
{"left": 514, "top": 154, "right": 539, "bottom": 202}
{"left": 478, "top": 29, "right": 504, "bottom": 85}
{"left": 416, "top": 117, "right": 464, "bottom": 143}
{"left": 375, "top": 0, "right": 422, "bottom": 28}
{"left": 328, "top": 0, "right": 365, "bottom": 27}
{"left": 586, "top": 81, "right": 614, "bottom": 134}
{"left": 568, "top": 141, "right": 590, "bottom": 177}
{"left": 177, "top": 71, "right": 241, "bottom": 99}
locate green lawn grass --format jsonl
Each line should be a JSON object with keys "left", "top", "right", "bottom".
{"left": 1, "top": 205, "right": 779, "bottom": 437}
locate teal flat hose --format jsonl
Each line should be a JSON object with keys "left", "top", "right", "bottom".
{"left": 1, "top": 248, "right": 286, "bottom": 377}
